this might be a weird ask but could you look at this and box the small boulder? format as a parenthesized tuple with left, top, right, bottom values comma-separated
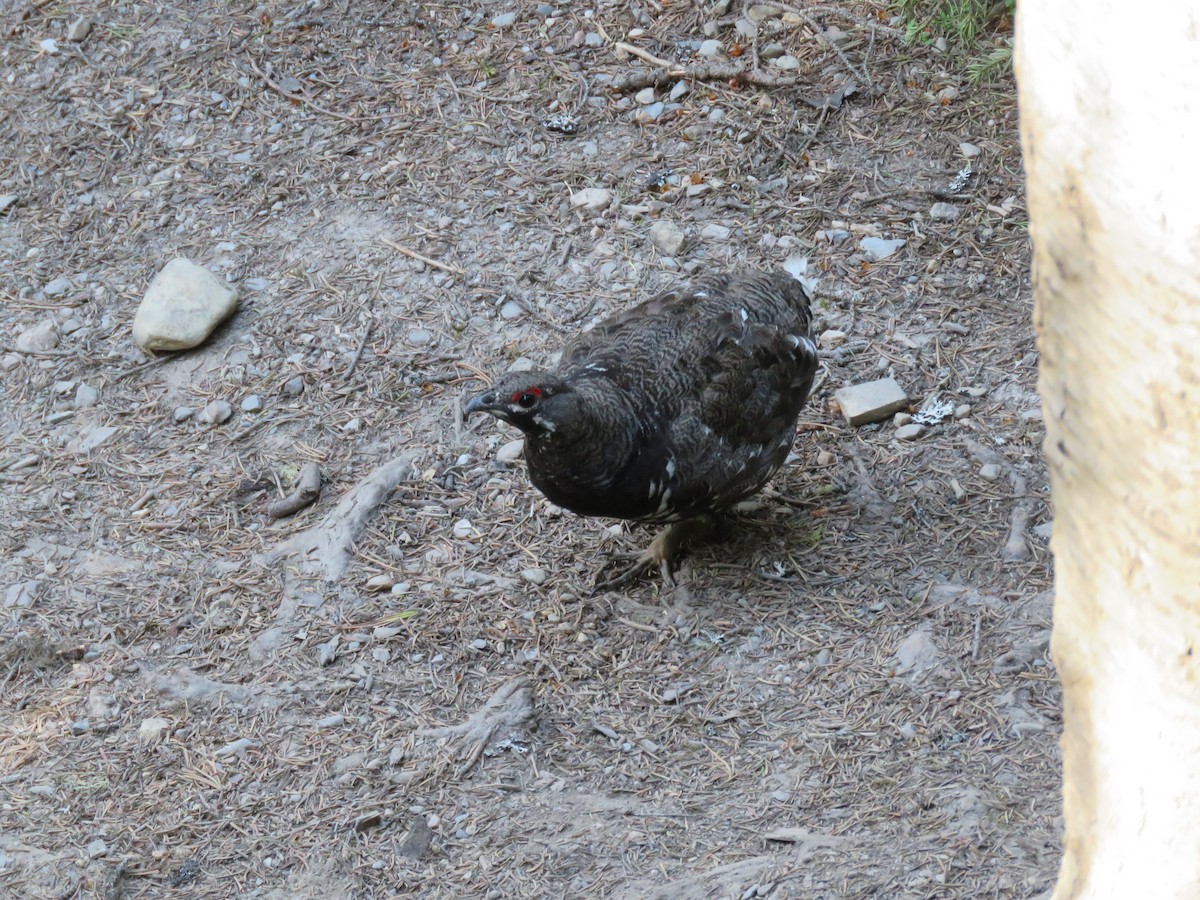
(133, 258, 239, 352)
(649, 221, 686, 256)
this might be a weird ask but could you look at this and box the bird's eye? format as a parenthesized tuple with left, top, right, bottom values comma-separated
(517, 392, 539, 408)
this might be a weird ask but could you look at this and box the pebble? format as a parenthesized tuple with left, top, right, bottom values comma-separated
(76, 426, 117, 453)
(668, 81, 688, 101)
(937, 86, 961, 104)
(815, 648, 832, 666)
(698, 39, 723, 57)
(406, 328, 432, 346)
(570, 188, 613, 212)
(133, 258, 239, 352)
(834, 378, 908, 426)
(198, 400, 233, 425)
(859, 237, 906, 261)
(71, 719, 90, 735)
(282, 376, 304, 397)
(584, 31, 603, 47)
(39, 38, 58, 54)
(521, 567, 548, 585)
(390, 581, 411, 595)
(496, 439, 524, 462)
(374, 626, 403, 640)
(960, 142, 982, 158)
(15, 320, 60, 352)
(240, 395, 263, 413)
(318, 714, 346, 729)
(700, 223, 731, 241)
(372, 647, 390, 664)
(815, 450, 835, 466)
(819, 329, 847, 348)
(365, 574, 394, 592)
(452, 519, 474, 539)
(67, 17, 92, 42)
(930, 202, 959, 220)
(138, 717, 170, 740)
(86, 839, 108, 860)
(954, 403, 972, 419)
(74, 384, 98, 407)
(824, 25, 850, 46)
(43, 276, 73, 296)
(634, 87, 657, 105)
(172, 406, 194, 423)
(499, 300, 524, 319)
(470, 639, 488, 651)
(491, 12, 518, 28)
(214, 737, 255, 757)
(979, 463, 1002, 481)
(894, 412, 913, 427)
(635, 102, 665, 122)
(771, 55, 800, 70)
(685, 183, 710, 197)
(0, 194, 17, 215)
(748, 3, 783, 21)
(895, 628, 942, 674)
(649, 220, 686, 256)
(895, 423, 926, 441)
(761, 43, 785, 59)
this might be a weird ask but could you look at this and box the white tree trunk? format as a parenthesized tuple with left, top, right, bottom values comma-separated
(1016, 3, 1200, 897)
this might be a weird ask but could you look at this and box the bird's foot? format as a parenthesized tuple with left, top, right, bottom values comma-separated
(592, 522, 700, 594)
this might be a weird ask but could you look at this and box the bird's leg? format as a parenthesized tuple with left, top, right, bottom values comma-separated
(594, 520, 713, 593)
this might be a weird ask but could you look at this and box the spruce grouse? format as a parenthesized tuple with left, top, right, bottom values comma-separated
(466, 270, 819, 586)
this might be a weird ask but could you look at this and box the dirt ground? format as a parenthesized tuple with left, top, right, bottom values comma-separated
(0, 1, 1058, 897)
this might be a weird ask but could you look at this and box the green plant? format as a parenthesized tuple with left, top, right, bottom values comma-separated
(893, 0, 1016, 82)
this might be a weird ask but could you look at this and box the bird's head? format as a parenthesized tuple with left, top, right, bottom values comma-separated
(465, 371, 572, 437)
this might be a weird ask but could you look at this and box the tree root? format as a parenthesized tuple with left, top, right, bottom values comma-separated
(416, 676, 535, 775)
(266, 461, 323, 519)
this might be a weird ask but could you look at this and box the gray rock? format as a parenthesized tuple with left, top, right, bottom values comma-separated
(0, 194, 17, 215)
(521, 568, 548, 585)
(496, 439, 524, 462)
(937, 85, 961, 104)
(138, 717, 170, 740)
(761, 43, 785, 59)
(86, 839, 108, 859)
(930, 202, 959, 220)
(979, 463, 1002, 481)
(959, 142, 982, 158)
(584, 31, 603, 47)
(819, 329, 847, 348)
(470, 638, 488, 650)
(215, 737, 255, 757)
(634, 87, 657, 105)
(491, 11, 518, 28)
(499, 300, 523, 319)
(406, 328, 432, 346)
(895, 628, 942, 675)
(834, 378, 908, 426)
(67, 17, 92, 41)
(698, 39, 723, 57)
(668, 80, 688, 101)
(771, 55, 800, 70)
(318, 714, 346, 729)
(649, 220, 686, 256)
(133, 258, 239, 352)
(74, 384, 99, 407)
(71, 719, 90, 735)
(747, 4, 783, 21)
(43, 276, 73, 296)
(895, 423, 926, 441)
(824, 26, 850, 46)
(570, 188, 613, 211)
(635, 102, 665, 122)
(198, 400, 234, 425)
(699, 223, 731, 241)
(240, 395, 263, 413)
(859, 237, 906, 261)
(282, 376, 304, 397)
(172, 406, 194, 423)
(15, 320, 59, 352)
(76, 426, 118, 453)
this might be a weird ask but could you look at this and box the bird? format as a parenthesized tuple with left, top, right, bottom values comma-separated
(465, 270, 820, 589)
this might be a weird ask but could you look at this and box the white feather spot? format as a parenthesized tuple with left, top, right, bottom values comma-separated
(665, 458, 676, 478)
(532, 415, 557, 433)
(740, 307, 749, 322)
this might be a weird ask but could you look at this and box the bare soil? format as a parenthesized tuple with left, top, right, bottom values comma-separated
(0, 1, 1057, 898)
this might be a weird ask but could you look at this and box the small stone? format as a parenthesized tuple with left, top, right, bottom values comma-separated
(372, 647, 390, 663)
(521, 568, 548, 585)
(954, 404, 972, 419)
(570, 188, 613, 212)
(282, 377, 304, 397)
(71, 719, 90, 735)
(0, 194, 17, 214)
(815, 648, 832, 666)
(649, 220, 686, 256)
(39, 38, 59, 54)
(240, 395, 263, 413)
(771, 55, 800, 70)
(214, 737, 255, 757)
(1034, 521, 1053, 540)
(895, 423, 926, 441)
(937, 85, 961, 104)
(634, 87, 657, 105)
(685, 183, 711, 198)
(760, 42, 785, 59)
(895, 628, 942, 675)
(699, 223, 731, 241)
(748, 4, 783, 21)
(366, 574, 395, 592)
(198, 400, 233, 425)
(452, 519, 474, 539)
(86, 839, 108, 860)
(979, 463, 1002, 481)
(491, 12, 518, 28)
(43, 276, 73, 296)
(698, 39, 723, 57)
(668, 81, 688, 101)
(15, 321, 59, 352)
(635, 102, 665, 122)
(374, 626, 403, 639)
(76, 426, 117, 453)
(815, 450, 835, 466)
(67, 17, 93, 41)
(930, 202, 959, 220)
(499, 300, 523, 319)
(317, 714, 346, 729)
(133, 258, 239, 352)
(818, 329, 846, 348)
(139, 717, 170, 740)
(893, 412, 913, 427)
(584, 31, 603, 47)
(833, 378, 908, 426)
(470, 639, 488, 650)
(959, 142, 982, 158)
(172, 406, 194, 423)
(496, 439, 524, 463)
(824, 25, 850, 46)
(390, 581, 411, 595)
(74, 384, 99, 407)
(859, 237, 906, 261)
(406, 328, 432, 346)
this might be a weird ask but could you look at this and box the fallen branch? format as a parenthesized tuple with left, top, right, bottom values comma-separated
(608, 61, 802, 94)
(264, 453, 415, 580)
(266, 461, 323, 519)
(381, 236, 464, 275)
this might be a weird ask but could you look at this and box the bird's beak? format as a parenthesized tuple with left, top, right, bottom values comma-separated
(464, 391, 496, 417)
